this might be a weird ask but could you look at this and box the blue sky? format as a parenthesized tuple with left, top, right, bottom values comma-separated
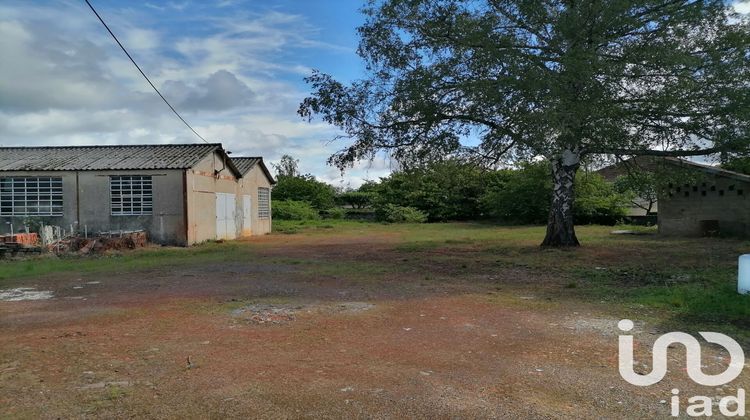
(1, 1, 749, 186)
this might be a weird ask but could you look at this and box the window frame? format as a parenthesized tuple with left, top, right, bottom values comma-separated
(0, 176, 64, 217)
(257, 187, 270, 219)
(109, 175, 153, 216)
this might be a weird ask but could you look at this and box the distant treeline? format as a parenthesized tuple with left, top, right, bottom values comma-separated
(272, 160, 629, 225)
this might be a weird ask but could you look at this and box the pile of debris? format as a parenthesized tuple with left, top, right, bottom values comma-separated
(49, 230, 148, 255)
(0, 234, 43, 258)
(0, 229, 149, 258)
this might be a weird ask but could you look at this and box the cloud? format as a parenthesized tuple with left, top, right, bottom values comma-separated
(735, 0, 750, 14)
(125, 28, 160, 51)
(0, 19, 123, 112)
(0, 1, 375, 187)
(162, 70, 256, 111)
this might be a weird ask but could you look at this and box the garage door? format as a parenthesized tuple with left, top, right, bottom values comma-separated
(215, 193, 237, 240)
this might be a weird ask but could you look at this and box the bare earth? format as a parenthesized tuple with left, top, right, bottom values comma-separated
(0, 231, 747, 419)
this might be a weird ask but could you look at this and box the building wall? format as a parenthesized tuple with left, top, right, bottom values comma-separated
(659, 174, 750, 237)
(77, 170, 186, 245)
(0, 169, 187, 245)
(0, 171, 78, 235)
(237, 164, 273, 236)
(2, 154, 273, 246)
(186, 152, 240, 244)
(184, 152, 273, 244)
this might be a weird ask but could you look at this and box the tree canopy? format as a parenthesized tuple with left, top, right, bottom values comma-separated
(300, 0, 750, 246)
(272, 174, 337, 210)
(273, 154, 300, 178)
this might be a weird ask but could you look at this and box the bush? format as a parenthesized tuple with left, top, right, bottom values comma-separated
(574, 173, 628, 225)
(272, 175, 336, 210)
(373, 160, 486, 221)
(322, 207, 346, 219)
(272, 200, 320, 220)
(375, 204, 427, 223)
(343, 208, 376, 220)
(479, 161, 628, 225)
(479, 162, 551, 224)
(337, 191, 375, 209)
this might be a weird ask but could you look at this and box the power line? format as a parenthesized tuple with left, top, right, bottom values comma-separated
(83, 0, 210, 144)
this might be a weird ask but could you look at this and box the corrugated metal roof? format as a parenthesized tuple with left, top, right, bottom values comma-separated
(231, 157, 261, 174)
(230, 157, 276, 184)
(664, 157, 750, 183)
(597, 156, 750, 184)
(0, 144, 222, 171)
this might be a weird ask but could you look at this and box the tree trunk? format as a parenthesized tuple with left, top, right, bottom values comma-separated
(541, 150, 581, 247)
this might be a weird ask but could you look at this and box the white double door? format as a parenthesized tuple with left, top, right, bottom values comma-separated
(215, 192, 237, 240)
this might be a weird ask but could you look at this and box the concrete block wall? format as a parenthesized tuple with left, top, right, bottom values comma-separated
(0, 169, 187, 245)
(658, 174, 750, 237)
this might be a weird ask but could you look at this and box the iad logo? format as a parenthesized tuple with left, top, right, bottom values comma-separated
(617, 319, 746, 417)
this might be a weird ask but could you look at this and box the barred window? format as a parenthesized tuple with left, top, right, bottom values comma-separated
(258, 187, 270, 219)
(0, 177, 63, 216)
(110, 175, 153, 216)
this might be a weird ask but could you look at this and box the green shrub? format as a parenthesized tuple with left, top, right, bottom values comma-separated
(323, 207, 346, 219)
(343, 208, 376, 220)
(479, 161, 628, 225)
(373, 160, 486, 221)
(575, 173, 628, 225)
(272, 175, 336, 210)
(272, 200, 320, 220)
(479, 162, 551, 224)
(375, 204, 428, 223)
(337, 191, 376, 209)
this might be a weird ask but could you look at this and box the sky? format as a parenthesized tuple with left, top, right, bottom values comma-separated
(1, 1, 749, 187)
(0, 0, 392, 188)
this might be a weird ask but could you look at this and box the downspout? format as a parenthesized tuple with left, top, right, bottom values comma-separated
(182, 169, 189, 246)
(75, 171, 81, 232)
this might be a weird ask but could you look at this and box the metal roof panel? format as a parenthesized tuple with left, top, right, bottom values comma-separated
(0, 144, 223, 171)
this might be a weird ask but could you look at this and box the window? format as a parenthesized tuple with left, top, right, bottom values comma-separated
(110, 175, 153, 216)
(0, 177, 63, 216)
(258, 187, 270, 219)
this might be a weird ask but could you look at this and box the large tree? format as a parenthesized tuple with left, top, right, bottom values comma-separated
(299, 0, 750, 246)
(273, 154, 300, 178)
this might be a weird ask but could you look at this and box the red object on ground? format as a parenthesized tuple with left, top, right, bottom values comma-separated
(0, 233, 39, 246)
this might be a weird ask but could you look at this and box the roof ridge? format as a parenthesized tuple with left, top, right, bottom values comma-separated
(664, 157, 750, 181)
(0, 143, 222, 149)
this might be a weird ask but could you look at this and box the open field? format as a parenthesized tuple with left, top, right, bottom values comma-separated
(1, 221, 749, 418)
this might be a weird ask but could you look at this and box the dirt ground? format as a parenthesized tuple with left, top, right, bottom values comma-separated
(1, 230, 747, 419)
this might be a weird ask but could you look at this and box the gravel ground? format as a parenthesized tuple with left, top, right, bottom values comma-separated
(0, 232, 747, 419)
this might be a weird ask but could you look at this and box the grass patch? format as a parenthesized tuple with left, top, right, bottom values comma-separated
(105, 385, 128, 400)
(575, 266, 750, 327)
(0, 241, 259, 286)
(272, 219, 371, 234)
